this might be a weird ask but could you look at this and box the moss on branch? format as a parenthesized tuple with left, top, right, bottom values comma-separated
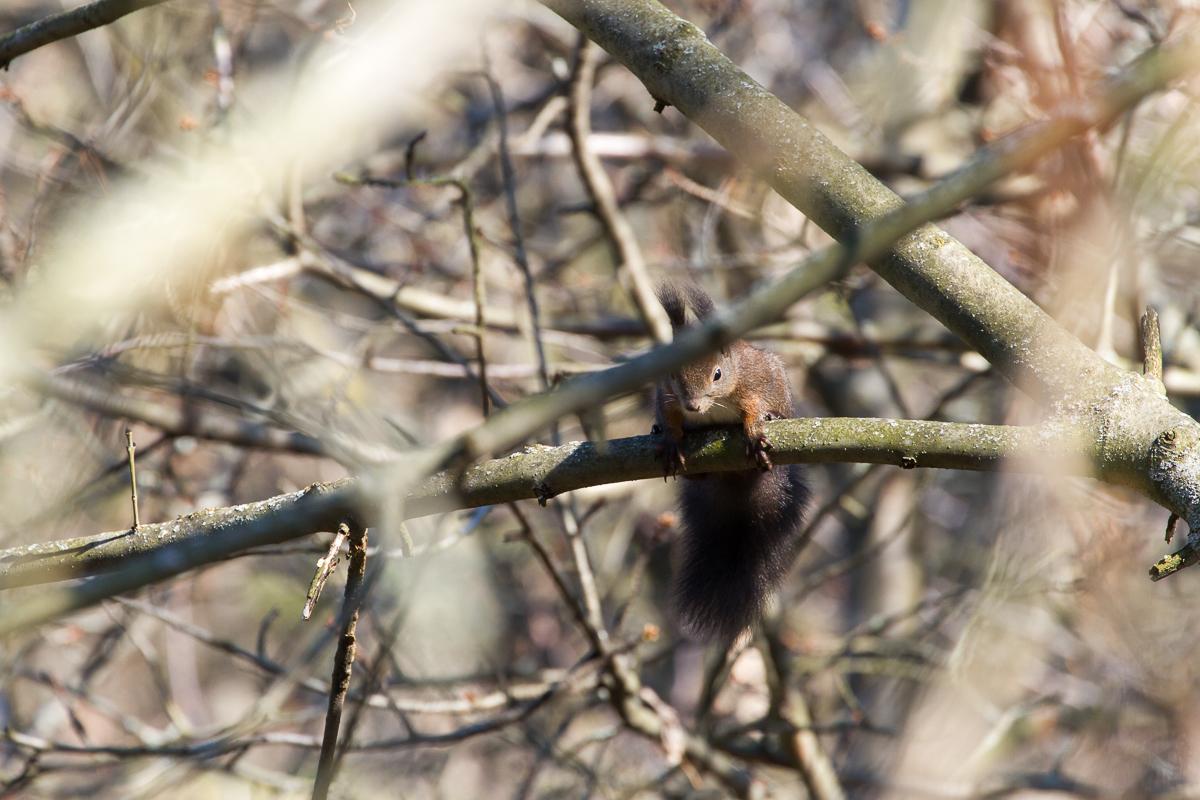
(0, 418, 1093, 597)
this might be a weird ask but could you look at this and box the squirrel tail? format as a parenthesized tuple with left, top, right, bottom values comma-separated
(656, 282, 716, 331)
(673, 464, 810, 641)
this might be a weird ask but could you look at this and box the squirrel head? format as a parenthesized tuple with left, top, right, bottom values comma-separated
(670, 352, 737, 413)
(657, 283, 738, 413)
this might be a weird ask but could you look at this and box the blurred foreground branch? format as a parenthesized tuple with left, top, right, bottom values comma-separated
(0, 0, 172, 69)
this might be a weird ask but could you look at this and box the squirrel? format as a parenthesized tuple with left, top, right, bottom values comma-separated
(653, 283, 810, 642)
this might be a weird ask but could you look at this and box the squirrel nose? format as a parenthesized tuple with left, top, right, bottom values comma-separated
(684, 400, 703, 412)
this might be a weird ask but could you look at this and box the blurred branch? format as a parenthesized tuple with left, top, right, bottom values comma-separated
(116, 596, 604, 715)
(28, 370, 328, 456)
(2, 689, 566, 757)
(761, 626, 845, 800)
(567, 37, 672, 343)
(265, 202, 508, 412)
(0, 0, 171, 69)
(333, 169, 494, 413)
(483, 67, 553, 392)
(0, 417, 1093, 595)
(1, 89, 128, 174)
(509, 503, 596, 643)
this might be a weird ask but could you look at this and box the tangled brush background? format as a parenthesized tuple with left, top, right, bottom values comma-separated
(3, 1, 1200, 797)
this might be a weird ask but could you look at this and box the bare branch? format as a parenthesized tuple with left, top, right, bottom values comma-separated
(312, 525, 368, 800)
(0, 418, 1093, 597)
(0, 0, 172, 70)
(566, 37, 672, 343)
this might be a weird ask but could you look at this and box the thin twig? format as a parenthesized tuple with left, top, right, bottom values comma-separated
(347, 130, 491, 414)
(566, 36, 672, 344)
(115, 595, 600, 715)
(481, 64, 553, 393)
(761, 624, 846, 800)
(465, 180, 492, 416)
(302, 525, 350, 621)
(327, 174, 505, 412)
(31, 371, 327, 457)
(559, 499, 609, 648)
(1140, 306, 1165, 389)
(124, 430, 140, 531)
(330, 608, 407, 774)
(508, 503, 595, 647)
(312, 524, 368, 800)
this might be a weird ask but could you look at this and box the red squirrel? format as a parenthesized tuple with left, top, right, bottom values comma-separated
(653, 284, 809, 642)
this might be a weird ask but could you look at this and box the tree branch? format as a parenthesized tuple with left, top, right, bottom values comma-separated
(30, 371, 328, 456)
(0, 0, 172, 70)
(566, 37, 673, 343)
(0, 417, 1094, 597)
(312, 524, 367, 800)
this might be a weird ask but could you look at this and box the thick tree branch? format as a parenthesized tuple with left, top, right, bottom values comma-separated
(0, 417, 1094, 597)
(0, 0, 171, 69)
(0, 480, 359, 633)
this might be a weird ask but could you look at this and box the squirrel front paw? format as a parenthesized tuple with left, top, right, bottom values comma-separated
(747, 433, 772, 470)
(745, 416, 774, 471)
(655, 436, 686, 480)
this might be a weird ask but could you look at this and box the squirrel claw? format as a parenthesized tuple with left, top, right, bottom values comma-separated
(747, 434, 772, 471)
(656, 439, 686, 480)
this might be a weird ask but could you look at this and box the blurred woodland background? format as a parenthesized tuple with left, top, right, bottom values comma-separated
(3, 0, 1200, 797)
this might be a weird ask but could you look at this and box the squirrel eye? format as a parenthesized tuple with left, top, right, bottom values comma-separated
(713, 367, 722, 382)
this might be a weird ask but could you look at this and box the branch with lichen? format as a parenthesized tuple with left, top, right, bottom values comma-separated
(0, 417, 1094, 598)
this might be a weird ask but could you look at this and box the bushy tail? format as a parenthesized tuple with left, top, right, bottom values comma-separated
(674, 465, 809, 642)
(656, 282, 716, 332)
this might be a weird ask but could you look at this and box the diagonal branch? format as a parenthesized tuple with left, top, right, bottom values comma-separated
(0, 0, 172, 69)
(566, 37, 673, 343)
